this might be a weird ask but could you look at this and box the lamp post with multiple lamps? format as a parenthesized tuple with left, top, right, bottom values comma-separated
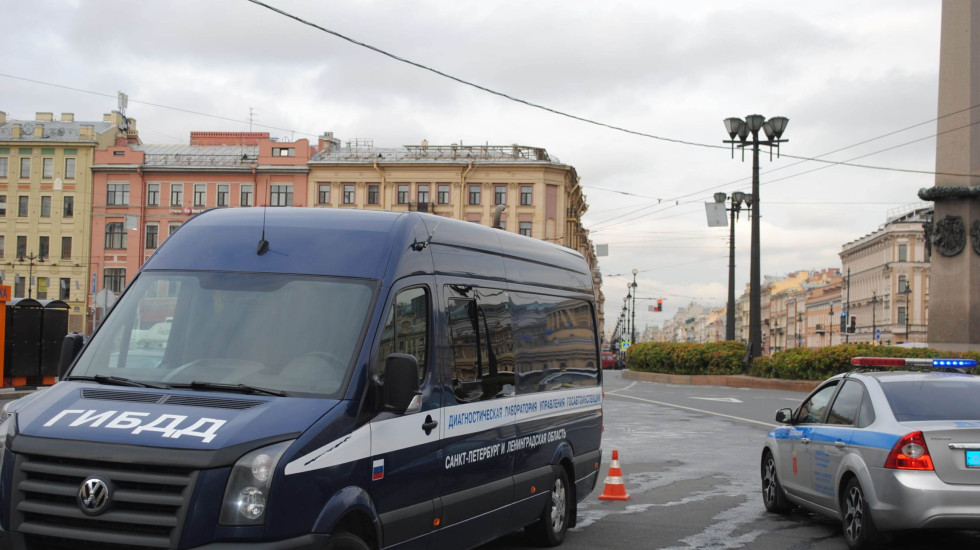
(19, 252, 41, 300)
(902, 282, 912, 342)
(713, 192, 751, 341)
(829, 305, 835, 346)
(723, 115, 788, 362)
(630, 269, 638, 345)
(871, 292, 878, 344)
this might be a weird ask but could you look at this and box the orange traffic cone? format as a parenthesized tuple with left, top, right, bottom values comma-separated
(597, 449, 631, 501)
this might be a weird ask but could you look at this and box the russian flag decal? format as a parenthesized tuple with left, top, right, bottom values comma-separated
(372, 459, 384, 481)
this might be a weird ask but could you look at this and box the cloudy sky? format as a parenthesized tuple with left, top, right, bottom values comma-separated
(2, 1, 945, 332)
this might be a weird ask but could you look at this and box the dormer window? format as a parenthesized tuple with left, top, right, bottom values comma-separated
(272, 147, 295, 157)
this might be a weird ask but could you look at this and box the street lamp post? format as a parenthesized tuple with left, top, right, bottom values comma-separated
(630, 269, 638, 345)
(828, 305, 834, 347)
(713, 192, 751, 341)
(797, 312, 804, 347)
(871, 292, 878, 344)
(723, 115, 788, 362)
(19, 252, 41, 299)
(902, 282, 912, 342)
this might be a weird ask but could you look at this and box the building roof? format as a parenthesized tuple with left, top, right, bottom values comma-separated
(0, 119, 114, 142)
(312, 142, 563, 165)
(135, 144, 260, 168)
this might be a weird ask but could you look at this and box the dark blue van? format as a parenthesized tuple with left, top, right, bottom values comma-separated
(0, 207, 603, 550)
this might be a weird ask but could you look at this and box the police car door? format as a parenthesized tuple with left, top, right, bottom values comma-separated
(781, 381, 839, 503)
(434, 284, 517, 549)
(810, 379, 867, 510)
(369, 284, 442, 549)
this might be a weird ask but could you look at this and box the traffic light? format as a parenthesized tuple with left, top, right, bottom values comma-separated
(655, 299, 663, 312)
(849, 316, 856, 334)
(840, 313, 847, 333)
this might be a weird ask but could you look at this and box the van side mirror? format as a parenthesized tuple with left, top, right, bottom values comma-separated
(58, 334, 85, 379)
(775, 408, 793, 424)
(383, 353, 422, 413)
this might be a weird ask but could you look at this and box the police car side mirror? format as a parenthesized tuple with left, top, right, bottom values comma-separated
(58, 334, 85, 379)
(383, 353, 422, 414)
(774, 408, 793, 424)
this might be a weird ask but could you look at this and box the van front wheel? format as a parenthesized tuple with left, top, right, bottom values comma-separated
(323, 532, 370, 550)
(525, 465, 571, 547)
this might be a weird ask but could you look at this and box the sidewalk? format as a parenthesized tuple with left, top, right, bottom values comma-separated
(621, 369, 820, 393)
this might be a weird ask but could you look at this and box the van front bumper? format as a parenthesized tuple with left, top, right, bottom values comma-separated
(0, 531, 334, 549)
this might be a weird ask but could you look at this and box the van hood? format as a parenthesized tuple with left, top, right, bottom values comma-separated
(10, 382, 337, 450)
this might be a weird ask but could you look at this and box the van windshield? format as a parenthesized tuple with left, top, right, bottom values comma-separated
(71, 271, 376, 397)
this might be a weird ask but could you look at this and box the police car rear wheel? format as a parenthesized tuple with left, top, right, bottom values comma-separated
(841, 478, 880, 549)
(323, 532, 370, 550)
(761, 452, 790, 513)
(525, 466, 570, 547)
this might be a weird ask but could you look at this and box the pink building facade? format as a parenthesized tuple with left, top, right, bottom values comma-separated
(89, 132, 312, 332)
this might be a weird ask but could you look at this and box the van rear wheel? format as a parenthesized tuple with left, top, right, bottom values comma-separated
(324, 532, 370, 550)
(525, 465, 570, 547)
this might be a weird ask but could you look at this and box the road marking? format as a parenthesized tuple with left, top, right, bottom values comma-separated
(606, 382, 636, 394)
(690, 397, 743, 403)
(607, 393, 778, 429)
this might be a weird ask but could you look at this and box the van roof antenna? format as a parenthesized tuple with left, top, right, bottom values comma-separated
(257, 207, 270, 255)
(411, 219, 442, 252)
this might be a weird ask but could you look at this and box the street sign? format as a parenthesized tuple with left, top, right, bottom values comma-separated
(875, 328, 881, 340)
(621, 340, 631, 351)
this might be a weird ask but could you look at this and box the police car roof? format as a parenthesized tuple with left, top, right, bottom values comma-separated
(143, 207, 593, 292)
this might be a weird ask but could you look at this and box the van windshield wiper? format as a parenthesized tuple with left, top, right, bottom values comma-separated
(175, 381, 287, 397)
(67, 375, 170, 389)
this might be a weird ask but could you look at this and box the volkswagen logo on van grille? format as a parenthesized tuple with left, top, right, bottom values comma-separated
(77, 478, 111, 515)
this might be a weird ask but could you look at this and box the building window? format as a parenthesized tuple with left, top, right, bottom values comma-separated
(38, 236, 49, 261)
(16, 236, 26, 260)
(0, 236, 3, 258)
(318, 184, 331, 205)
(343, 184, 355, 205)
(146, 225, 159, 249)
(438, 184, 450, 205)
(40, 196, 51, 217)
(36, 277, 48, 300)
(104, 268, 126, 294)
(194, 184, 206, 207)
(65, 158, 76, 179)
(105, 222, 126, 249)
(20, 158, 30, 179)
(519, 221, 532, 237)
(898, 306, 907, 325)
(42, 158, 53, 179)
(63, 195, 74, 218)
(520, 185, 533, 206)
(270, 184, 293, 207)
(494, 185, 506, 206)
(147, 183, 159, 206)
(368, 185, 379, 205)
(107, 183, 130, 206)
(240, 184, 253, 207)
(18, 196, 28, 217)
(469, 185, 481, 205)
(0, 157, 7, 179)
(397, 185, 409, 205)
(898, 244, 908, 262)
(13, 275, 24, 298)
(217, 184, 229, 207)
(272, 147, 295, 157)
(898, 274, 908, 293)
(61, 236, 72, 260)
(416, 185, 429, 206)
(169, 223, 181, 237)
(171, 183, 183, 206)
(0, 195, 4, 217)
(60, 278, 71, 300)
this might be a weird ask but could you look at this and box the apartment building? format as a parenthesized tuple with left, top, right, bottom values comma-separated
(0, 110, 131, 332)
(89, 131, 312, 332)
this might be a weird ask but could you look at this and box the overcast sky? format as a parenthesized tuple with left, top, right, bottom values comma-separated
(2, 1, 944, 333)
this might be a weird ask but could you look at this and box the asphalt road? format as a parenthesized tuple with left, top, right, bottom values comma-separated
(482, 370, 980, 550)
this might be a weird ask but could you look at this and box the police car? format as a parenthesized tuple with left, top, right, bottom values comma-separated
(762, 356, 980, 549)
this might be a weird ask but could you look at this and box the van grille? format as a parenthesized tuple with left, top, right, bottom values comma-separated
(11, 453, 197, 549)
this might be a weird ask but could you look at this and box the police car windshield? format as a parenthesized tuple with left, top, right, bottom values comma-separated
(880, 377, 980, 422)
(71, 271, 376, 398)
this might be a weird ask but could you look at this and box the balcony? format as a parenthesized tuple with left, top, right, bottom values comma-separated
(814, 324, 826, 333)
(409, 202, 436, 213)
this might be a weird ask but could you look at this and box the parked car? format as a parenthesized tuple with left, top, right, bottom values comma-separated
(762, 356, 980, 549)
(601, 351, 617, 369)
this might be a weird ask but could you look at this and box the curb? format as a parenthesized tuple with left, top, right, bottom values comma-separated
(620, 370, 820, 393)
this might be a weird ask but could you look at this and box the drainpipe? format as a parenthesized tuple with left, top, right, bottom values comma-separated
(460, 162, 474, 218)
(137, 166, 146, 269)
(372, 161, 387, 208)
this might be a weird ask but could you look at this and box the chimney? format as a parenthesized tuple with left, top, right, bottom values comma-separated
(0, 112, 6, 124)
(35, 112, 54, 122)
(34, 124, 45, 139)
(79, 125, 94, 140)
(61, 113, 74, 122)
(11, 124, 21, 139)
(318, 131, 341, 154)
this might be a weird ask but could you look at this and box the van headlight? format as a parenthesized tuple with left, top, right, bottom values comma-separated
(219, 440, 292, 525)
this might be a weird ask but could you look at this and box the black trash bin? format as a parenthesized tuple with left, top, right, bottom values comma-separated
(4, 298, 43, 380)
(39, 300, 70, 380)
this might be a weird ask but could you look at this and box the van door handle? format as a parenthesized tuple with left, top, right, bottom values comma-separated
(835, 440, 847, 448)
(422, 415, 438, 435)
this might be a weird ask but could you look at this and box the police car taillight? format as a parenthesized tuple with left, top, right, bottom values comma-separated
(884, 431, 934, 471)
(850, 357, 978, 368)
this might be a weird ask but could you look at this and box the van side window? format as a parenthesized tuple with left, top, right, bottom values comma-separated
(446, 285, 515, 402)
(511, 292, 599, 394)
(374, 287, 429, 381)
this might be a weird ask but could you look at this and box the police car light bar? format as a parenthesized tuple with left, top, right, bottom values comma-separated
(850, 357, 978, 368)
